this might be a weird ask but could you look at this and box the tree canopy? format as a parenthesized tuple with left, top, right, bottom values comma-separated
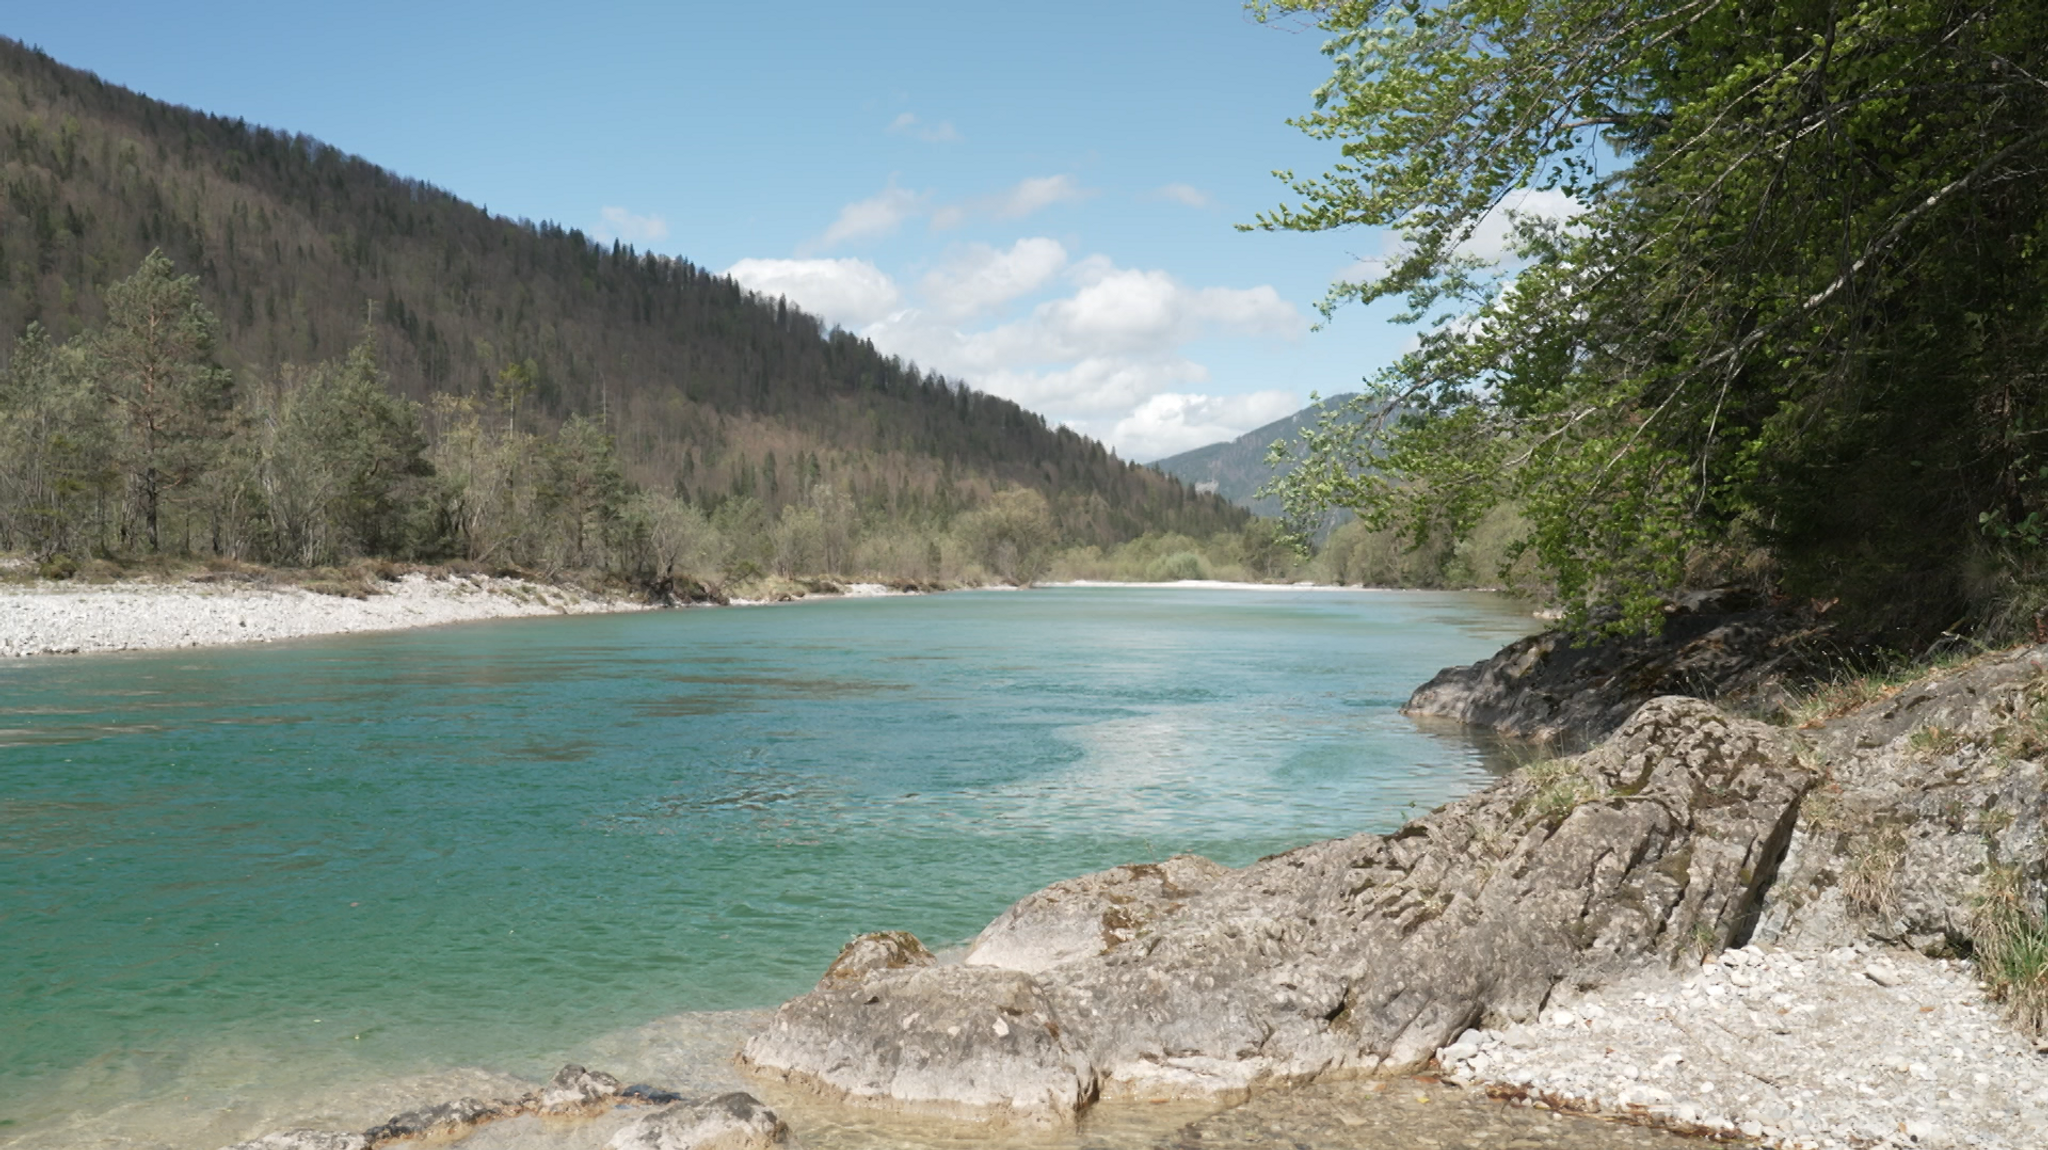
(1256, 0, 2048, 639)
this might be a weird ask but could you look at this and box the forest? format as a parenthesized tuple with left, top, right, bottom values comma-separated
(0, 37, 1249, 589)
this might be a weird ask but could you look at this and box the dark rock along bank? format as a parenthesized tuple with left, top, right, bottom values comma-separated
(1403, 590, 1825, 746)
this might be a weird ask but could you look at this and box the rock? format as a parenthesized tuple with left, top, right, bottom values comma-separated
(361, 1096, 514, 1142)
(1751, 644, 2048, 958)
(741, 697, 1814, 1124)
(963, 854, 1227, 973)
(1864, 961, 1902, 987)
(815, 930, 935, 988)
(608, 1092, 794, 1150)
(222, 1133, 368, 1150)
(538, 1063, 623, 1112)
(738, 962, 1097, 1124)
(1403, 589, 1824, 746)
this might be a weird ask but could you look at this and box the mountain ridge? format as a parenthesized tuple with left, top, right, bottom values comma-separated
(0, 37, 1245, 547)
(1151, 394, 1361, 517)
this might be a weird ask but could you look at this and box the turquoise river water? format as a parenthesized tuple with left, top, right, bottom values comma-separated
(0, 585, 1535, 1148)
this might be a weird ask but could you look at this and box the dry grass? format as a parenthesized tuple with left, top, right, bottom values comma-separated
(1840, 827, 1907, 920)
(1972, 866, 2048, 1038)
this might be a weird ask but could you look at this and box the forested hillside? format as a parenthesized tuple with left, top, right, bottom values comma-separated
(0, 37, 1243, 578)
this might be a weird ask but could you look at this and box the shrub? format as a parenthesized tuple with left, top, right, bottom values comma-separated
(1147, 551, 1210, 582)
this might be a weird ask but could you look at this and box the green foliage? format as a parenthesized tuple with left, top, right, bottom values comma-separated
(1147, 551, 1211, 582)
(85, 250, 234, 551)
(231, 335, 438, 565)
(1255, 0, 2048, 639)
(0, 322, 115, 557)
(956, 488, 1057, 586)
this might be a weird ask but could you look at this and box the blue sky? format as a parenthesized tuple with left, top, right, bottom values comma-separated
(10, 2, 1471, 461)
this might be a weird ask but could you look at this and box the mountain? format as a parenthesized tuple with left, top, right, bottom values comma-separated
(0, 38, 1244, 548)
(1151, 395, 1361, 517)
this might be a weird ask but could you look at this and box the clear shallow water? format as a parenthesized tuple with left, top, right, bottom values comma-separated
(0, 586, 1533, 1146)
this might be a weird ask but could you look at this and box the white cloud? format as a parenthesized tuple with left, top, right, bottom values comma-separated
(991, 174, 1089, 219)
(1101, 390, 1302, 463)
(887, 112, 961, 143)
(980, 358, 1213, 418)
(813, 181, 925, 250)
(1346, 187, 1586, 281)
(1458, 187, 1582, 262)
(1153, 183, 1212, 209)
(920, 239, 1068, 321)
(594, 206, 669, 245)
(861, 259, 1305, 425)
(727, 241, 1310, 457)
(725, 257, 902, 328)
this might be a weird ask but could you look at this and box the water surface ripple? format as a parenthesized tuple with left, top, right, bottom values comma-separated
(0, 586, 1533, 1140)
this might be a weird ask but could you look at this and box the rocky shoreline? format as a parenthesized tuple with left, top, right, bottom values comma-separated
(719, 643, 2048, 1149)
(138, 620, 2048, 1149)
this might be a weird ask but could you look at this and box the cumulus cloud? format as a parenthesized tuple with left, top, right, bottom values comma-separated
(813, 181, 925, 250)
(920, 239, 1068, 321)
(725, 257, 902, 328)
(594, 206, 669, 245)
(887, 112, 961, 143)
(726, 240, 1309, 457)
(863, 259, 1305, 423)
(1101, 390, 1303, 463)
(1152, 183, 1212, 209)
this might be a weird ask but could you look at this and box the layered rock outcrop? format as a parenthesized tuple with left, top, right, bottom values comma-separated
(739, 697, 1816, 1125)
(1755, 645, 2048, 954)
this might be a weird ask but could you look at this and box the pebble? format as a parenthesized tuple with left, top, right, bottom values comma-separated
(1435, 945, 2048, 1149)
(0, 573, 649, 658)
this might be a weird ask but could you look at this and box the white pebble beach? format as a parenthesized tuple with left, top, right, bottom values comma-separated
(1437, 943, 2048, 1149)
(0, 572, 649, 658)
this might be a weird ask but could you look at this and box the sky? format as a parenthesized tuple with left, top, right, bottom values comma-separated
(9, 1, 1478, 462)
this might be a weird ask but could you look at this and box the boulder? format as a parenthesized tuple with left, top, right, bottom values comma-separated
(740, 697, 1815, 1123)
(815, 930, 934, 987)
(609, 1092, 795, 1150)
(537, 1062, 624, 1113)
(738, 964, 1096, 1124)
(360, 1096, 514, 1143)
(963, 854, 1226, 974)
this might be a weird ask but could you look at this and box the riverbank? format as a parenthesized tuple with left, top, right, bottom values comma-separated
(0, 570, 1502, 660)
(715, 638, 2048, 1150)
(0, 565, 966, 658)
(1437, 941, 2048, 1148)
(0, 570, 655, 658)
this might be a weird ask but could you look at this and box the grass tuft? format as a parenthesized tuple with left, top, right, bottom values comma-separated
(1972, 866, 2048, 1038)
(1840, 827, 1906, 920)
(1522, 758, 1606, 820)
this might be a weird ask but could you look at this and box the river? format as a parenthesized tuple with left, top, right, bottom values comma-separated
(1, 585, 1540, 1148)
